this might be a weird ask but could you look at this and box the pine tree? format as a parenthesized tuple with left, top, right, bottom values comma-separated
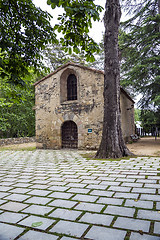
(119, 0, 160, 109)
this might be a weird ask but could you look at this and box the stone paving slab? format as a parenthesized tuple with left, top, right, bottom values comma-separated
(97, 196, 124, 205)
(130, 232, 160, 240)
(18, 230, 58, 240)
(50, 220, 89, 237)
(0, 222, 25, 240)
(0, 201, 28, 212)
(104, 205, 135, 217)
(79, 212, 114, 226)
(49, 199, 77, 208)
(0, 150, 160, 239)
(4, 193, 30, 202)
(137, 209, 160, 221)
(113, 192, 139, 199)
(28, 189, 52, 197)
(67, 187, 90, 194)
(49, 192, 73, 199)
(0, 192, 10, 198)
(0, 211, 27, 223)
(85, 225, 126, 240)
(24, 196, 52, 205)
(72, 193, 98, 202)
(19, 215, 55, 230)
(74, 202, 104, 212)
(140, 194, 160, 201)
(0, 199, 7, 205)
(60, 237, 77, 240)
(125, 199, 154, 209)
(114, 217, 150, 232)
(154, 222, 160, 234)
(22, 204, 53, 215)
(156, 202, 160, 210)
(49, 208, 82, 221)
(90, 189, 114, 197)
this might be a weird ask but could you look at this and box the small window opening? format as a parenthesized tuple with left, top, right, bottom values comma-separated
(67, 74, 77, 100)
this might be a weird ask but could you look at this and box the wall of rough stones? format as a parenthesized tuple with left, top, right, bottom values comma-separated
(120, 90, 135, 142)
(0, 137, 35, 146)
(35, 63, 135, 149)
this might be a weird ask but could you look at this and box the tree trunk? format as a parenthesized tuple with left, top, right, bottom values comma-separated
(96, 0, 132, 158)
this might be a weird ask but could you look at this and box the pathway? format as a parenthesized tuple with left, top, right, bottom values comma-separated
(0, 150, 160, 240)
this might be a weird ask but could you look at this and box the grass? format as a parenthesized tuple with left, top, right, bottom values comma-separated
(0, 146, 36, 151)
(80, 153, 136, 161)
(80, 152, 96, 159)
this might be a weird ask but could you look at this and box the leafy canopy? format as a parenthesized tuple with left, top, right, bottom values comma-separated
(0, 0, 57, 84)
(47, 0, 103, 62)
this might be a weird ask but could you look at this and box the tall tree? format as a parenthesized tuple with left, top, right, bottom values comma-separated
(0, 0, 57, 84)
(96, 0, 132, 158)
(47, 0, 132, 158)
(119, 0, 160, 109)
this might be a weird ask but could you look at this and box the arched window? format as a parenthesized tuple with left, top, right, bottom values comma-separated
(67, 74, 77, 100)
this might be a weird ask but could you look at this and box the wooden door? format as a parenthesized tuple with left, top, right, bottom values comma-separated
(62, 121, 78, 148)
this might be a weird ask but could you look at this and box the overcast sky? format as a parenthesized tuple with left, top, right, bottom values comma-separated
(33, 0, 106, 43)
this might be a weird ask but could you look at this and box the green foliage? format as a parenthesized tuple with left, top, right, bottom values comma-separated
(140, 108, 160, 133)
(43, 43, 87, 70)
(134, 109, 141, 122)
(43, 37, 105, 71)
(0, 0, 57, 84)
(47, 0, 103, 62)
(87, 36, 104, 70)
(119, 0, 160, 109)
(0, 70, 38, 138)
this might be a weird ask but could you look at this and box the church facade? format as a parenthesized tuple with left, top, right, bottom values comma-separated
(34, 62, 135, 149)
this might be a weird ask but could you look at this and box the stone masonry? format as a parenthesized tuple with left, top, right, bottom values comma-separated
(34, 62, 135, 149)
(0, 137, 35, 146)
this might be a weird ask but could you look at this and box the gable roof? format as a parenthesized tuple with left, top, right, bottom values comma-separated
(34, 62, 134, 103)
(34, 62, 104, 86)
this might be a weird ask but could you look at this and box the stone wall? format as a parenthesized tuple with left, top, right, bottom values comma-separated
(35, 63, 135, 149)
(0, 137, 35, 146)
(120, 90, 135, 142)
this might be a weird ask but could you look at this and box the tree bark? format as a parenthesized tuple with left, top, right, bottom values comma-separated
(96, 0, 132, 158)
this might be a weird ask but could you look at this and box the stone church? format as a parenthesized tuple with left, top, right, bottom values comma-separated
(34, 62, 135, 149)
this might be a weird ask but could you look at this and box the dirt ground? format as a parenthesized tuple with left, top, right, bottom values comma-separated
(127, 137, 160, 156)
(0, 137, 160, 156)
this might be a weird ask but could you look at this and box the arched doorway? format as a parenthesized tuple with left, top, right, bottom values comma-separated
(61, 121, 78, 148)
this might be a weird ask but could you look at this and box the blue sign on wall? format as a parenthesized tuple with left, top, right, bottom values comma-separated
(88, 129, 92, 133)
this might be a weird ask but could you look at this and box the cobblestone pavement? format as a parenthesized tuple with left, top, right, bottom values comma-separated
(0, 150, 160, 240)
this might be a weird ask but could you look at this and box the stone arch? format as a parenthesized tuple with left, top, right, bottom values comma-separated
(55, 113, 83, 149)
(60, 68, 80, 103)
(61, 121, 78, 148)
